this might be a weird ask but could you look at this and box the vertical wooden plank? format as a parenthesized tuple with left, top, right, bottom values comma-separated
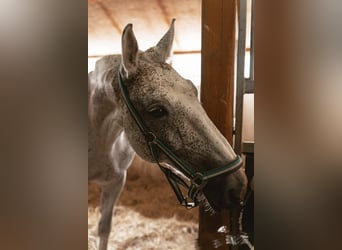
(199, 0, 237, 249)
(201, 0, 236, 142)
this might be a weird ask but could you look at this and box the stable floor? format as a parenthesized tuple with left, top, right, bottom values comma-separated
(88, 156, 199, 250)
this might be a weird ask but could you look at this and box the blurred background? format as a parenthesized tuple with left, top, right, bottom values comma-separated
(88, 0, 202, 86)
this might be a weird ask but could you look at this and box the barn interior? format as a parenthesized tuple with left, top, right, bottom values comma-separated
(88, 0, 254, 249)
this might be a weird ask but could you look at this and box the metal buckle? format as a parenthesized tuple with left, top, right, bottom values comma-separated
(181, 196, 198, 209)
(191, 172, 206, 188)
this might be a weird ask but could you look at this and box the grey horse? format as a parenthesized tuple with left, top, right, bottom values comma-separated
(88, 20, 247, 250)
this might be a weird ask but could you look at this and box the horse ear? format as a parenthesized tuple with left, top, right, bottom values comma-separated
(121, 24, 139, 79)
(146, 19, 175, 63)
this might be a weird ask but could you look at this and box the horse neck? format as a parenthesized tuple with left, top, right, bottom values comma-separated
(89, 67, 124, 148)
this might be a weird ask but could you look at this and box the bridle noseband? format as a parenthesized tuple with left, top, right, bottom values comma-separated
(118, 70, 243, 208)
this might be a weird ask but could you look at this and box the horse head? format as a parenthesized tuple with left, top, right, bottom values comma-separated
(114, 20, 247, 211)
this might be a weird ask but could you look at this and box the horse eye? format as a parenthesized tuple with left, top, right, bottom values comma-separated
(148, 106, 168, 118)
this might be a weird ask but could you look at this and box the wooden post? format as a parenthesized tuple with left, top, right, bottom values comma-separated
(199, 0, 237, 249)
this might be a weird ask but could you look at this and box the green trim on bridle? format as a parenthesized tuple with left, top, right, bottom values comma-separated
(118, 70, 243, 208)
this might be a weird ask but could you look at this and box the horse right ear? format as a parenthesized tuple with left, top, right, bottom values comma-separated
(145, 19, 175, 63)
(121, 24, 139, 79)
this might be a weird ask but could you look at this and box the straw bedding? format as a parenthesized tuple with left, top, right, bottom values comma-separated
(88, 157, 199, 250)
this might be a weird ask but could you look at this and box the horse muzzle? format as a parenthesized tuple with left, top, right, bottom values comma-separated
(203, 167, 248, 211)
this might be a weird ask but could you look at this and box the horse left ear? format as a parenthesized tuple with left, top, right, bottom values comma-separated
(121, 23, 139, 79)
(146, 19, 175, 63)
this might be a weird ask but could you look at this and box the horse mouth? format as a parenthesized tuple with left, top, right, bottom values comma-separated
(200, 181, 245, 213)
(199, 193, 243, 214)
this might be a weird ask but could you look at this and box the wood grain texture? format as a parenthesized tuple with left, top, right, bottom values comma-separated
(199, 0, 237, 248)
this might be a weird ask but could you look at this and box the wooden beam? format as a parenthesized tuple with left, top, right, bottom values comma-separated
(199, 0, 237, 249)
(201, 0, 236, 142)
